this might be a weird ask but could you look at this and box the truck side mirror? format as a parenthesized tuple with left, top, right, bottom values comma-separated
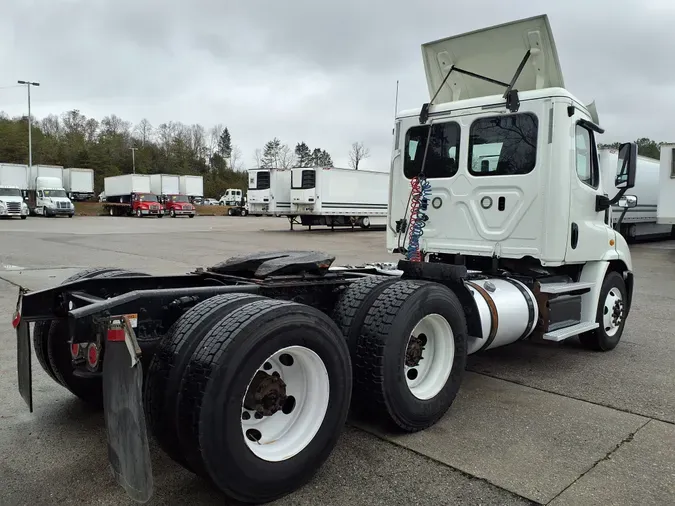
(617, 195, 638, 208)
(615, 142, 637, 189)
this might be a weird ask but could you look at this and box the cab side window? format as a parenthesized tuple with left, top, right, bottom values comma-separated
(575, 124, 599, 189)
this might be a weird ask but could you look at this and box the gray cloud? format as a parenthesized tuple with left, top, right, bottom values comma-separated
(1, 0, 674, 169)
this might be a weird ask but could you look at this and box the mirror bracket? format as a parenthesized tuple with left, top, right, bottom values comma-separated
(596, 187, 629, 213)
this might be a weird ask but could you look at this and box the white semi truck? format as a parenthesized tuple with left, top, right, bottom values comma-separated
(0, 163, 30, 219)
(656, 144, 675, 229)
(13, 14, 640, 506)
(63, 168, 95, 202)
(26, 165, 75, 217)
(247, 167, 291, 216)
(288, 166, 389, 230)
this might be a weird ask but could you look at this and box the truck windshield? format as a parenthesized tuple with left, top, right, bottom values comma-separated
(169, 195, 189, 203)
(43, 189, 67, 198)
(0, 188, 22, 197)
(137, 194, 158, 202)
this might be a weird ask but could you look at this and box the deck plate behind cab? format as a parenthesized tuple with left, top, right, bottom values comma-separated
(208, 250, 336, 277)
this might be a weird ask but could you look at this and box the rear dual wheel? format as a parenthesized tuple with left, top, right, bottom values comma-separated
(33, 267, 149, 407)
(332, 277, 468, 432)
(146, 294, 351, 503)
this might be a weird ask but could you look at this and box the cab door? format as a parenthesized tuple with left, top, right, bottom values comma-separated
(564, 119, 611, 262)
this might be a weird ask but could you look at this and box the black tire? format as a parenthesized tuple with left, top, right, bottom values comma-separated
(21, 215, 27, 220)
(144, 292, 266, 472)
(352, 279, 468, 432)
(177, 298, 352, 503)
(46, 269, 149, 407)
(579, 270, 628, 351)
(32, 267, 124, 385)
(227, 208, 233, 216)
(170, 209, 176, 218)
(188, 213, 195, 218)
(331, 275, 400, 355)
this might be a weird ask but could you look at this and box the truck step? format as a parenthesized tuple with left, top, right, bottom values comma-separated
(543, 321, 599, 342)
(538, 281, 595, 294)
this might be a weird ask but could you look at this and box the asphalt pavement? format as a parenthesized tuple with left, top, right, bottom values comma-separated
(0, 216, 673, 505)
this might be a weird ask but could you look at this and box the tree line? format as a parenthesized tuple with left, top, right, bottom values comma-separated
(0, 109, 374, 198)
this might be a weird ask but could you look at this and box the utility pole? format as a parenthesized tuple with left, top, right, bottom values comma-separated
(17, 80, 40, 170)
(130, 147, 138, 174)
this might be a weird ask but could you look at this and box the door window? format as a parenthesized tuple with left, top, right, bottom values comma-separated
(574, 124, 599, 189)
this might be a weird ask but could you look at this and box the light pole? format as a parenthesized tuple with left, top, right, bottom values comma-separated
(17, 80, 40, 170)
(130, 147, 137, 174)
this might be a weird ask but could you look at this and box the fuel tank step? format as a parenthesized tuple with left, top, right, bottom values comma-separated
(543, 321, 599, 342)
(538, 281, 595, 295)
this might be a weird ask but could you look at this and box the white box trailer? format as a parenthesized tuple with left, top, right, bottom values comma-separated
(179, 175, 204, 202)
(0, 163, 29, 190)
(28, 164, 63, 189)
(598, 148, 672, 240)
(104, 174, 152, 197)
(289, 166, 389, 229)
(150, 174, 181, 196)
(63, 168, 95, 201)
(247, 168, 291, 216)
(656, 144, 675, 229)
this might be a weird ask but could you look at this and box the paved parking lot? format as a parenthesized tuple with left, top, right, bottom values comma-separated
(0, 216, 673, 505)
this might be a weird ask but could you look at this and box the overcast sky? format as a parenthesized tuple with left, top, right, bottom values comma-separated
(2, 0, 675, 170)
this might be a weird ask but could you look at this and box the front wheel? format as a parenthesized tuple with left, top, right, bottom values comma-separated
(579, 270, 628, 351)
(21, 215, 27, 220)
(227, 208, 233, 216)
(136, 209, 142, 218)
(177, 298, 352, 503)
(240, 209, 247, 217)
(170, 209, 176, 218)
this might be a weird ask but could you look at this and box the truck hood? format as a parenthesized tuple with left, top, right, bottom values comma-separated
(0, 196, 25, 204)
(421, 14, 565, 104)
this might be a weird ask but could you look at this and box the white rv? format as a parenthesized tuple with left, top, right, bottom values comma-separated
(598, 149, 671, 240)
(289, 166, 389, 229)
(656, 144, 675, 231)
(247, 168, 291, 216)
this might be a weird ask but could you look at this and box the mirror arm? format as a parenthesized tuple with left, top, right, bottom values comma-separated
(595, 187, 629, 212)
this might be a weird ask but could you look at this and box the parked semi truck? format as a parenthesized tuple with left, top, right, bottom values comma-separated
(63, 168, 95, 202)
(27, 175, 74, 218)
(103, 174, 163, 217)
(13, 15, 640, 505)
(656, 144, 675, 229)
(219, 188, 248, 216)
(247, 167, 291, 216)
(288, 166, 388, 230)
(0, 163, 30, 219)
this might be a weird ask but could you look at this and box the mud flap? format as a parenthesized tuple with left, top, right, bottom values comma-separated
(13, 288, 33, 412)
(103, 317, 153, 503)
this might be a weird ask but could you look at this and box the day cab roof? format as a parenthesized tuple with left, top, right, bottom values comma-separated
(399, 14, 598, 124)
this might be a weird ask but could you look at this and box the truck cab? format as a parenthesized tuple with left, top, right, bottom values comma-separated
(219, 188, 244, 207)
(29, 176, 74, 217)
(0, 185, 29, 219)
(131, 192, 163, 217)
(161, 194, 195, 218)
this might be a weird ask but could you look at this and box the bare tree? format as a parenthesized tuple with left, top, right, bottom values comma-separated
(277, 144, 296, 169)
(230, 145, 244, 171)
(253, 148, 263, 168)
(348, 141, 370, 170)
(209, 124, 223, 162)
(133, 118, 154, 146)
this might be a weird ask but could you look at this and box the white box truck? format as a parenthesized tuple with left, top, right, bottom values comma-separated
(179, 175, 204, 204)
(289, 166, 389, 229)
(247, 168, 291, 217)
(63, 168, 95, 201)
(26, 176, 74, 217)
(28, 164, 64, 188)
(598, 148, 672, 240)
(150, 174, 181, 196)
(656, 144, 675, 231)
(0, 163, 30, 218)
(103, 174, 163, 218)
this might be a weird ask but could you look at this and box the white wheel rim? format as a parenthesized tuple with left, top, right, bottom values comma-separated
(363, 217, 370, 226)
(404, 313, 454, 400)
(603, 288, 624, 336)
(241, 345, 329, 462)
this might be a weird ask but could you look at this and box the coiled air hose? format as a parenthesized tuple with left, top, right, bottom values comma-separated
(405, 175, 431, 262)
